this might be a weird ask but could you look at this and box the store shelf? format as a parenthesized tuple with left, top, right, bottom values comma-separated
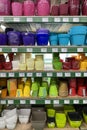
(1, 97, 87, 105)
(0, 16, 86, 23)
(0, 46, 87, 53)
(0, 70, 87, 78)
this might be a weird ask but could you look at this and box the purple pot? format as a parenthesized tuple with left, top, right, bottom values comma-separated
(0, 33, 7, 46)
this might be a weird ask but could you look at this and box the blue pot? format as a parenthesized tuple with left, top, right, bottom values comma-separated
(58, 34, 70, 46)
(49, 33, 58, 46)
(0, 33, 7, 45)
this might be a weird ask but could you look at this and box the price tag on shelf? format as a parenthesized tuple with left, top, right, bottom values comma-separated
(57, 73, 63, 77)
(30, 100, 36, 104)
(75, 73, 81, 77)
(47, 73, 53, 77)
(1, 100, 6, 104)
(36, 73, 42, 77)
(77, 48, 83, 52)
(74, 100, 79, 104)
(54, 18, 61, 22)
(27, 17, 33, 22)
(27, 73, 33, 77)
(61, 48, 67, 52)
(53, 100, 59, 104)
(41, 48, 47, 52)
(0, 73, 6, 77)
(0, 17, 4, 22)
(73, 18, 79, 22)
(65, 73, 71, 77)
(84, 73, 87, 77)
(13, 17, 20, 22)
(9, 73, 14, 77)
(12, 48, 18, 52)
(19, 73, 25, 77)
(8, 100, 14, 104)
(52, 48, 58, 52)
(20, 100, 26, 104)
(45, 100, 51, 104)
(64, 100, 70, 104)
(42, 18, 48, 22)
(83, 100, 87, 104)
(0, 48, 2, 52)
(63, 18, 69, 22)
(27, 48, 33, 52)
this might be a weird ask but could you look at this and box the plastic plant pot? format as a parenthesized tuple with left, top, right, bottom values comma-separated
(69, 78, 77, 88)
(49, 84, 58, 97)
(83, 107, 87, 123)
(53, 60, 62, 70)
(38, 87, 47, 98)
(3, 62, 12, 70)
(63, 62, 71, 70)
(47, 117, 55, 128)
(69, 88, 76, 96)
(59, 3, 68, 15)
(51, 5, 59, 16)
(47, 109, 55, 117)
(77, 86, 86, 97)
(12, 2, 23, 16)
(49, 33, 58, 46)
(58, 34, 70, 46)
(0, 33, 7, 46)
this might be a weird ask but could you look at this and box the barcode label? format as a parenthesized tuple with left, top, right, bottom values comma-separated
(41, 48, 47, 52)
(75, 73, 81, 77)
(77, 48, 83, 52)
(13, 18, 20, 22)
(84, 73, 87, 77)
(0, 73, 6, 77)
(1, 100, 6, 104)
(19, 73, 25, 77)
(12, 48, 18, 52)
(30, 100, 36, 104)
(64, 100, 70, 104)
(42, 18, 48, 22)
(74, 100, 79, 104)
(27, 73, 33, 77)
(0, 17, 4, 22)
(63, 18, 69, 22)
(20, 100, 26, 104)
(83, 100, 87, 104)
(9, 73, 14, 77)
(73, 18, 79, 22)
(0, 48, 2, 52)
(54, 18, 61, 22)
(45, 100, 51, 104)
(27, 18, 33, 22)
(8, 100, 14, 104)
(61, 48, 67, 52)
(47, 73, 53, 77)
(65, 73, 71, 77)
(36, 73, 42, 77)
(53, 100, 59, 104)
(52, 48, 58, 52)
(57, 73, 63, 77)
(27, 48, 33, 52)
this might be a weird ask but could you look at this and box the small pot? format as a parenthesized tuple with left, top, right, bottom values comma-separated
(77, 86, 86, 97)
(69, 87, 76, 96)
(3, 62, 12, 70)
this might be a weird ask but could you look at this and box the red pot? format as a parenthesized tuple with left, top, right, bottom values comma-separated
(78, 86, 86, 96)
(63, 62, 71, 70)
(59, 3, 68, 15)
(0, 62, 3, 70)
(69, 78, 77, 88)
(3, 62, 12, 70)
(82, 0, 87, 15)
(72, 60, 80, 70)
(77, 78, 85, 86)
(51, 5, 59, 16)
(69, 87, 76, 96)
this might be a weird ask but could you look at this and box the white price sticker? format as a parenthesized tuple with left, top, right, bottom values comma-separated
(13, 17, 20, 22)
(64, 100, 70, 104)
(75, 73, 81, 77)
(0, 48, 2, 52)
(41, 48, 47, 52)
(27, 17, 33, 22)
(27, 73, 33, 77)
(57, 73, 63, 77)
(1, 100, 6, 104)
(20, 100, 26, 104)
(73, 18, 79, 22)
(84, 73, 87, 77)
(61, 48, 67, 52)
(27, 48, 33, 52)
(83, 100, 87, 104)
(54, 18, 61, 22)
(74, 100, 79, 104)
(0, 17, 4, 22)
(77, 48, 83, 52)
(36, 73, 42, 77)
(63, 18, 69, 22)
(53, 100, 59, 104)
(45, 100, 51, 104)
(19, 73, 25, 77)
(65, 73, 71, 77)
(47, 73, 53, 77)
(30, 100, 36, 104)
(0, 73, 6, 77)
(8, 100, 14, 104)
(9, 73, 14, 77)
(12, 48, 18, 52)
(42, 18, 48, 22)
(52, 48, 58, 52)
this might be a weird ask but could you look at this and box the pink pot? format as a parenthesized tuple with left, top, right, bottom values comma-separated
(51, 5, 59, 16)
(59, 3, 68, 15)
(23, 0, 35, 16)
(12, 2, 23, 16)
(82, 0, 87, 15)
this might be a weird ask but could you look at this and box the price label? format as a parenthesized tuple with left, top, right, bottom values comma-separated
(27, 48, 33, 52)
(20, 100, 26, 104)
(47, 73, 53, 77)
(54, 18, 61, 22)
(52, 48, 58, 52)
(73, 18, 79, 22)
(77, 48, 83, 52)
(63, 18, 69, 22)
(57, 73, 63, 77)
(36, 73, 42, 77)
(65, 73, 71, 77)
(0, 48, 2, 52)
(64, 100, 70, 104)
(53, 100, 59, 104)
(9, 73, 14, 77)
(27, 17, 33, 22)
(75, 73, 81, 77)
(61, 48, 67, 52)
(1, 100, 6, 104)
(42, 18, 48, 22)
(8, 100, 14, 104)
(13, 17, 20, 22)
(74, 100, 79, 104)
(83, 100, 87, 104)
(41, 48, 47, 52)
(27, 73, 33, 77)
(84, 73, 87, 77)
(12, 48, 18, 52)
(0, 17, 4, 22)
(0, 73, 6, 77)
(45, 100, 51, 104)
(19, 73, 25, 77)
(30, 100, 36, 104)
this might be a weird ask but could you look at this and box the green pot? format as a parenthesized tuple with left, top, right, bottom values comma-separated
(38, 87, 47, 98)
(47, 109, 55, 117)
(53, 60, 62, 70)
(47, 122, 55, 128)
(49, 84, 58, 97)
(31, 82, 39, 97)
(42, 81, 48, 92)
